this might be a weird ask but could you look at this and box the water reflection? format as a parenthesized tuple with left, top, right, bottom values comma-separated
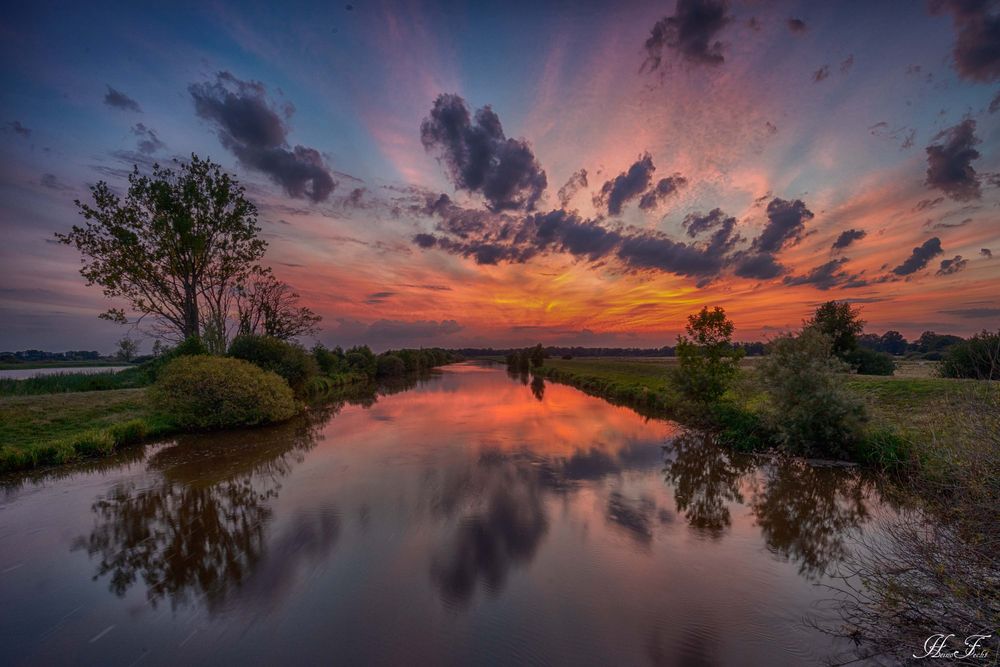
(664, 432, 749, 538)
(72, 407, 333, 611)
(431, 452, 548, 606)
(0, 363, 891, 664)
(749, 458, 870, 579)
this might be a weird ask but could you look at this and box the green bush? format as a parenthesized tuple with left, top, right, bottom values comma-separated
(849, 348, 896, 376)
(939, 330, 1000, 380)
(312, 343, 347, 376)
(151, 356, 297, 429)
(758, 329, 866, 459)
(376, 354, 406, 378)
(228, 335, 318, 394)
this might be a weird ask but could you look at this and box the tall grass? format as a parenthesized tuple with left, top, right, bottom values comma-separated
(0, 366, 149, 396)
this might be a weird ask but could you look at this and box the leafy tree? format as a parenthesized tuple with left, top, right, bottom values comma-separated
(529, 343, 546, 368)
(878, 330, 907, 356)
(58, 155, 266, 341)
(805, 301, 865, 360)
(116, 336, 139, 362)
(939, 330, 1000, 380)
(376, 354, 406, 378)
(673, 306, 744, 403)
(758, 329, 865, 459)
(150, 340, 165, 357)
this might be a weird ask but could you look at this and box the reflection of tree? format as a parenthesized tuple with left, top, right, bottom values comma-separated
(663, 432, 748, 538)
(749, 458, 869, 579)
(431, 454, 548, 606)
(530, 374, 545, 401)
(73, 407, 333, 611)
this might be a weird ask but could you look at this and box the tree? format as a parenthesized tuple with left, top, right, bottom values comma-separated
(878, 330, 907, 356)
(58, 155, 266, 341)
(674, 306, 744, 403)
(805, 301, 865, 360)
(151, 340, 165, 357)
(116, 336, 139, 362)
(234, 268, 321, 340)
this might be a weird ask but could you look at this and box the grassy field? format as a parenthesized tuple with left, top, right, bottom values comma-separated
(530, 356, 991, 471)
(0, 366, 151, 396)
(0, 388, 175, 472)
(0, 360, 129, 370)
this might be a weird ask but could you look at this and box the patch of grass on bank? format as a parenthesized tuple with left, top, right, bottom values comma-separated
(0, 360, 130, 370)
(0, 366, 151, 396)
(0, 388, 174, 472)
(533, 357, 984, 473)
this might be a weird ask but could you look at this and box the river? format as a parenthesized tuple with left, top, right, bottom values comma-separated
(0, 362, 889, 665)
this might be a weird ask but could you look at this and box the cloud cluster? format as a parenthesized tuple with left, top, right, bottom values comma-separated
(595, 153, 655, 215)
(414, 192, 827, 288)
(190, 71, 336, 202)
(104, 86, 141, 112)
(936, 255, 968, 276)
(639, 175, 688, 210)
(787, 18, 807, 33)
(5, 120, 30, 137)
(831, 228, 866, 251)
(893, 237, 943, 276)
(643, 0, 732, 70)
(783, 258, 866, 290)
(420, 94, 547, 212)
(932, 0, 1000, 82)
(925, 119, 982, 201)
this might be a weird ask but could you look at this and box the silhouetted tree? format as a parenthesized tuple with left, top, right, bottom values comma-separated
(805, 301, 865, 360)
(673, 306, 743, 403)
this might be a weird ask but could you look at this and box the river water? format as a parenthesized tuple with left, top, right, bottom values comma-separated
(0, 362, 887, 665)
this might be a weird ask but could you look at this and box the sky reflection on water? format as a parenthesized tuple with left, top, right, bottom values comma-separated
(0, 363, 882, 665)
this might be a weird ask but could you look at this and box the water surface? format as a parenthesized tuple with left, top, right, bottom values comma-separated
(0, 363, 882, 665)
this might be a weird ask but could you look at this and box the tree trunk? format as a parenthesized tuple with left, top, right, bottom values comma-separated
(183, 288, 200, 340)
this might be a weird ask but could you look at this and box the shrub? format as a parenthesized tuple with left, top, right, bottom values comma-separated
(345, 345, 377, 378)
(151, 356, 297, 429)
(673, 306, 744, 403)
(312, 343, 347, 376)
(848, 347, 896, 376)
(939, 330, 1000, 380)
(228, 335, 318, 393)
(376, 354, 406, 378)
(758, 329, 866, 459)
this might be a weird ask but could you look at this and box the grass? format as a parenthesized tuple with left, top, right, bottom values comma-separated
(0, 388, 175, 472)
(531, 356, 985, 472)
(0, 366, 151, 396)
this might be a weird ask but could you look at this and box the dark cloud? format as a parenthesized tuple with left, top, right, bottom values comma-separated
(595, 153, 655, 216)
(643, 0, 732, 70)
(363, 291, 396, 305)
(104, 85, 141, 112)
(787, 18, 807, 33)
(892, 237, 944, 276)
(344, 187, 366, 208)
(783, 258, 866, 290)
(754, 197, 814, 253)
(982, 248, 993, 259)
(638, 174, 688, 210)
(528, 209, 623, 261)
(557, 169, 588, 207)
(925, 119, 982, 201)
(931, 0, 1000, 82)
(681, 208, 732, 238)
(840, 55, 855, 74)
(733, 252, 785, 280)
(941, 307, 1000, 318)
(5, 120, 30, 137)
(413, 233, 438, 248)
(420, 94, 547, 212)
(813, 65, 830, 82)
(928, 215, 972, 230)
(832, 228, 866, 251)
(936, 255, 968, 276)
(131, 123, 165, 154)
(190, 71, 336, 202)
(617, 217, 736, 279)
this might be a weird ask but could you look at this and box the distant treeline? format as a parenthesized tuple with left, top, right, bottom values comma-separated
(1, 350, 104, 363)
(460, 342, 767, 358)
(456, 330, 974, 361)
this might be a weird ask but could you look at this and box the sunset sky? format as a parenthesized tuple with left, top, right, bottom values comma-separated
(2, 0, 999, 352)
